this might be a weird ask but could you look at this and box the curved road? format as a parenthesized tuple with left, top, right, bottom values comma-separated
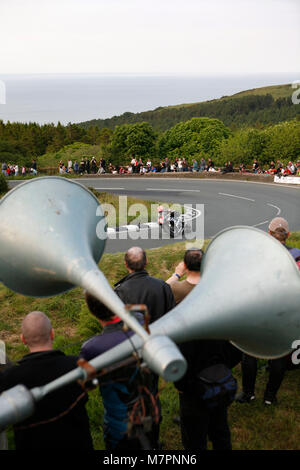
(8, 177, 300, 253)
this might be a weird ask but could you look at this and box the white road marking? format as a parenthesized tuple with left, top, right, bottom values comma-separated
(218, 192, 255, 202)
(95, 187, 125, 190)
(266, 203, 281, 216)
(253, 220, 269, 227)
(146, 188, 200, 192)
(252, 203, 281, 228)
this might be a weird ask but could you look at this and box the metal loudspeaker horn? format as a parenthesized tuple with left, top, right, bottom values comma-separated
(0, 177, 186, 382)
(87, 225, 300, 370)
(86, 225, 300, 376)
(149, 225, 300, 359)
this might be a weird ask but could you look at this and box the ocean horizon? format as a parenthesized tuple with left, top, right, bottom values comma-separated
(0, 72, 298, 125)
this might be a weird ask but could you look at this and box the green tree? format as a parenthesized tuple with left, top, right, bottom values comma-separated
(110, 122, 156, 165)
(158, 117, 231, 162)
(262, 120, 300, 164)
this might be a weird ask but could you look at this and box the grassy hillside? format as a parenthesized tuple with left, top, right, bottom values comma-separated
(166, 84, 293, 109)
(79, 83, 299, 132)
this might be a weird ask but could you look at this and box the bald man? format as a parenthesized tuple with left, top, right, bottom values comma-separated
(114, 246, 176, 323)
(0, 312, 93, 450)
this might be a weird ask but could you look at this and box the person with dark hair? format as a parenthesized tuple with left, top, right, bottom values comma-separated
(80, 293, 161, 450)
(0, 311, 93, 450)
(166, 248, 203, 304)
(236, 217, 300, 406)
(168, 249, 238, 450)
(174, 338, 237, 450)
(114, 247, 176, 324)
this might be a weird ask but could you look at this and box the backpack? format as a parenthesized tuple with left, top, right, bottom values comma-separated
(195, 363, 237, 409)
(286, 246, 300, 263)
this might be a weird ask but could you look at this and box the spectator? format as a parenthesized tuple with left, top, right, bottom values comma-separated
(239, 163, 246, 173)
(85, 158, 90, 174)
(286, 161, 296, 175)
(166, 248, 203, 304)
(91, 157, 97, 174)
(174, 158, 179, 172)
(73, 160, 79, 174)
(192, 159, 199, 172)
(177, 158, 183, 172)
(206, 158, 214, 171)
(276, 160, 283, 175)
(222, 161, 233, 174)
(174, 333, 237, 450)
(79, 159, 86, 174)
(114, 247, 176, 324)
(131, 157, 137, 173)
(31, 159, 37, 172)
(252, 159, 260, 173)
(80, 293, 161, 450)
(1, 162, 8, 176)
(67, 159, 72, 172)
(198, 158, 205, 172)
(236, 217, 300, 406)
(0, 311, 93, 450)
(268, 161, 276, 174)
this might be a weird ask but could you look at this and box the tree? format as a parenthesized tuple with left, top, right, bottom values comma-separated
(158, 117, 231, 161)
(110, 122, 156, 165)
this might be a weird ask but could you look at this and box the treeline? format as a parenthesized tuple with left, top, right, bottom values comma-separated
(1, 115, 299, 171)
(0, 120, 112, 166)
(79, 94, 299, 133)
(29, 118, 300, 170)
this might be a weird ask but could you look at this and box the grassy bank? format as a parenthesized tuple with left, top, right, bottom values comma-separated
(1, 234, 300, 450)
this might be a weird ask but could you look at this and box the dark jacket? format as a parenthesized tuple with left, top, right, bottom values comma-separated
(174, 339, 241, 395)
(114, 270, 176, 323)
(80, 314, 160, 450)
(0, 350, 93, 450)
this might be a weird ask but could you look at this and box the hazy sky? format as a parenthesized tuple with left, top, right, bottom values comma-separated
(1, 0, 299, 75)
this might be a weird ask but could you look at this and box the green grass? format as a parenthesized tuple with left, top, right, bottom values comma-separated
(1, 234, 300, 450)
(166, 84, 293, 110)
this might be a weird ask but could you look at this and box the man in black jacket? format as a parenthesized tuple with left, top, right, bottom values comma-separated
(174, 339, 236, 451)
(114, 246, 176, 323)
(0, 311, 93, 450)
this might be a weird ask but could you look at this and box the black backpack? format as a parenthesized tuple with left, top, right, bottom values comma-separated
(195, 363, 237, 409)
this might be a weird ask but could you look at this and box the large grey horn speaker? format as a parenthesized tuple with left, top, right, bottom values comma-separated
(0, 177, 186, 382)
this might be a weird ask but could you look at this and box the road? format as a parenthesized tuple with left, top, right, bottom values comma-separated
(8, 177, 300, 254)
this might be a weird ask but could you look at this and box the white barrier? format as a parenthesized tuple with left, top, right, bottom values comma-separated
(274, 175, 300, 185)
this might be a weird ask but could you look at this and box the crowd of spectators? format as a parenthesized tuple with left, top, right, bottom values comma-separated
(1, 160, 38, 177)
(0, 219, 299, 451)
(57, 156, 300, 177)
(58, 157, 106, 175)
(2, 157, 300, 178)
(245, 159, 300, 176)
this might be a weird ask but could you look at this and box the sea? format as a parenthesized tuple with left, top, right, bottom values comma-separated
(0, 73, 298, 125)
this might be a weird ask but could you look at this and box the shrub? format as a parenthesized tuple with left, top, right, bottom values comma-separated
(0, 172, 8, 193)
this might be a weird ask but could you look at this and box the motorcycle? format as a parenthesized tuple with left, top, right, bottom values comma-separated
(157, 207, 185, 238)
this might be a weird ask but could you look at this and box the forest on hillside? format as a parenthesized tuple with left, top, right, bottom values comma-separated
(0, 89, 299, 170)
(78, 93, 299, 132)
